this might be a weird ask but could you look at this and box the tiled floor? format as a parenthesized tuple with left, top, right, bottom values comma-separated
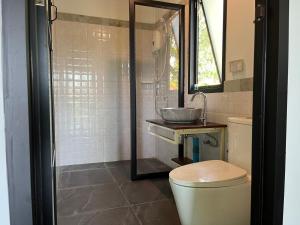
(57, 159, 181, 225)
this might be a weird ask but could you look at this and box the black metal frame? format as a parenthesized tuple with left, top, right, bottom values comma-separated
(2, 0, 56, 225)
(129, 0, 185, 180)
(188, 0, 227, 94)
(251, 0, 289, 224)
(28, 1, 57, 225)
(2, 0, 289, 224)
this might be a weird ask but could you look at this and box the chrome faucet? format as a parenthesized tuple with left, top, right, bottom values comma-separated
(191, 92, 207, 126)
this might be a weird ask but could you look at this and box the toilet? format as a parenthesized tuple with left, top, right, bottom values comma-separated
(169, 117, 252, 225)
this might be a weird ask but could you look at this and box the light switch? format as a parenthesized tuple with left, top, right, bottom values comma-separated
(229, 59, 244, 73)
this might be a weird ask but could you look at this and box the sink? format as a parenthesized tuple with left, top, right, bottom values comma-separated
(160, 108, 202, 124)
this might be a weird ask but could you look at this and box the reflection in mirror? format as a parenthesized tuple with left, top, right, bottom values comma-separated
(189, 0, 255, 93)
(132, 2, 184, 177)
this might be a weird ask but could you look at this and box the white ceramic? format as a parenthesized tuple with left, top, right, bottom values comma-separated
(169, 117, 252, 225)
(228, 117, 252, 174)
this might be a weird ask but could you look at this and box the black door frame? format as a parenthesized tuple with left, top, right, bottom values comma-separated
(1, 0, 289, 225)
(2, 0, 56, 225)
(129, 0, 185, 180)
(28, 2, 56, 225)
(251, 0, 289, 224)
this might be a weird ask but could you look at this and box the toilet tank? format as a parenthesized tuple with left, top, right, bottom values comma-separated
(228, 117, 252, 174)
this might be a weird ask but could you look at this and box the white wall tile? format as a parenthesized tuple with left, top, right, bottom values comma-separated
(54, 18, 181, 166)
(53, 20, 132, 166)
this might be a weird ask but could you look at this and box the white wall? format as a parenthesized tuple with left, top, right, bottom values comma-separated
(53, 20, 133, 165)
(226, 0, 255, 80)
(53, 0, 185, 166)
(0, 1, 11, 224)
(283, 0, 300, 223)
(184, 0, 253, 124)
(52, 18, 164, 166)
(196, 0, 255, 81)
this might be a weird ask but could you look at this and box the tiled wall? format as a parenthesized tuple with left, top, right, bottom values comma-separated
(53, 20, 132, 166)
(135, 26, 179, 166)
(52, 6, 253, 167)
(184, 91, 253, 161)
(53, 18, 174, 166)
(186, 91, 253, 123)
(136, 29, 157, 159)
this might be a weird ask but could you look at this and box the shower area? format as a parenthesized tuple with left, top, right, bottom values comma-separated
(52, 0, 183, 224)
(53, 1, 184, 178)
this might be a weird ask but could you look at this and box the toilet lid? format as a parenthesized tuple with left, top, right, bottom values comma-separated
(169, 160, 248, 188)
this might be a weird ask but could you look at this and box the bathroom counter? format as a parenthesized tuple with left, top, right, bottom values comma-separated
(146, 120, 227, 165)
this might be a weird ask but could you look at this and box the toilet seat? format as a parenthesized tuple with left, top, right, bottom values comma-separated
(169, 160, 248, 188)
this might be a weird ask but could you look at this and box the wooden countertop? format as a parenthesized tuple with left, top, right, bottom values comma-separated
(146, 119, 227, 130)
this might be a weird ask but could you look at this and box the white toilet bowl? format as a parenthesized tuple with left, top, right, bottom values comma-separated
(169, 160, 251, 225)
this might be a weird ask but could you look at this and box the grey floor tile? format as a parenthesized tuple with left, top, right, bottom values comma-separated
(120, 180, 167, 204)
(104, 160, 131, 168)
(58, 168, 114, 188)
(104, 158, 171, 174)
(137, 158, 172, 174)
(133, 200, 181, 225)
(108, 166, 131, 185)
(136, 159, 158, 174)
(58, 207, 140, 225)
(150, 178, 174, 199)
(57, 214, 87, 225)
(57, 183, 128, 217)
(59, 163, 105, 172)
(88, 207, 140, 225)
(106, 159, 168, 181)
(57, 160, 179, 225)
(146, 158, 172, 172)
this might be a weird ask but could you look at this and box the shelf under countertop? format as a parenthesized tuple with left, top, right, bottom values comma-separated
(146, 120, 227, 165)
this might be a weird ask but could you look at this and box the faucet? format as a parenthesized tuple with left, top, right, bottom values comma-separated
(191, 92, 207, 126)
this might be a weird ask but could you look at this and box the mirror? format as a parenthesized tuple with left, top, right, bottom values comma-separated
(189, 0, 255, 93)
(130, 0, 185, 178)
